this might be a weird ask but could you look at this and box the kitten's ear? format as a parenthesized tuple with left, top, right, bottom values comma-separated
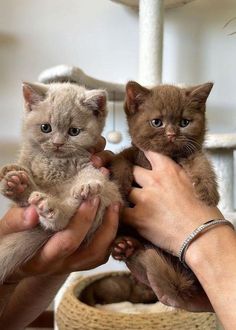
(83, 89, 107, 116)
(22, 82, 48, 110)
(125, 81, 150, 115)
(186, 82, 213, 110)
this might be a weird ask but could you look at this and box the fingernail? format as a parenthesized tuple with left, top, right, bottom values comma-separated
(91, 155, 101, 166)
(100, 167, 110, 176)
(113, 203, 120, 213)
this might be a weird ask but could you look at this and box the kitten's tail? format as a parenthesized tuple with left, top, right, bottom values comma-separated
(0, 227, 51, 283)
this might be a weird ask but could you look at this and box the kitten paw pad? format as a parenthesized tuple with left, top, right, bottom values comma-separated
(112, 237, 139, 261)
(0, 165, 26, 180)
(29, 192, 57, 221)
(0, 170, 29, 198)
(28, 191, 45, 205)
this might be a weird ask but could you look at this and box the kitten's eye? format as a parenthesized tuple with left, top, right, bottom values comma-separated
(179, 119, 190, 127)
(41, 123, 52, 133)
(150, 119, 163, 128)
(68, 127, 81, 136)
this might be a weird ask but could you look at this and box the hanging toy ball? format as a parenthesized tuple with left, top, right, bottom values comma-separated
(107, 131, 122, 144)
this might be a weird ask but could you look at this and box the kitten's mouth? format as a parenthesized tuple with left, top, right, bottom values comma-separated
(53, 148, 64, 154)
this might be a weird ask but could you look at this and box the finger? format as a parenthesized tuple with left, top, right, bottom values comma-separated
(144, 150, 177, 171)
(88, 136, 106, 154)
(0, 206, 39, 235)
(34, 197, 100, 266)
(99, 166, 110, 178)
(128, 187, 143, 205)
(68, 202, 120, 270)
(133, 166, 154, 187)
(91, 150, 114, 168)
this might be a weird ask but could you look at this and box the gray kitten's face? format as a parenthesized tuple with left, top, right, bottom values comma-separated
(22, 83, 107, 158)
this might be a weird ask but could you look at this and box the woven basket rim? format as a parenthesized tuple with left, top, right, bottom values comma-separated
(66, 271, 213, 318)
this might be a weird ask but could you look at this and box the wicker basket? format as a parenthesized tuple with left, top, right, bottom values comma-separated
(56, 271, 216, 330)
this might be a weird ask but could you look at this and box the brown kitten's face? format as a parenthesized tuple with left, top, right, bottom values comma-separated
(22, 83, 107, 158)
(125, 82, 213, 157)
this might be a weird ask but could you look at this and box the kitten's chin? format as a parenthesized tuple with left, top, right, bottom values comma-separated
(135, 141, 191, 158)
(39, 148, 75, 159)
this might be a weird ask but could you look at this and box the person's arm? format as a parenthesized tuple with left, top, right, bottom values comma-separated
(123, 150, 236, 329)
(0, 274, 67, 329)
(186, 225, 236, 330)
(0, 199, 119, 329)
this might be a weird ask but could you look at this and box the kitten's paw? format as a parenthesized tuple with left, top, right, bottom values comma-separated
(29, 191, 59, 231)
(0, 164, 27, 180)
(0, 170, 29, 199)
(112, 236, 142, 261)
(73, 180, 103, 199)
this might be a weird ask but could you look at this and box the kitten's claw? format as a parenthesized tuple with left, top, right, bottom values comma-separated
(73, 180, 103, 200)
(112, 237, 141, 261)
(28, 191, 44, 205)
(0, 170, 29, 199)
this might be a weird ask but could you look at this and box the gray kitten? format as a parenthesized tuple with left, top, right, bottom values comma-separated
(0, 82, 121, 283)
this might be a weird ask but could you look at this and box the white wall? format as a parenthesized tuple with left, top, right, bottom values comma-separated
(0, 0, 235, 210)
(164, 0, 236, 133)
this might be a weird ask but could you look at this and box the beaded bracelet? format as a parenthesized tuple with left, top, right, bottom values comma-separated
(178, 219, 235, 268)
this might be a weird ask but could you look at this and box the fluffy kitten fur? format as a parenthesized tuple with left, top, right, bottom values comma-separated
(0, 82, 121, 283)
(111, 81, 219, 305)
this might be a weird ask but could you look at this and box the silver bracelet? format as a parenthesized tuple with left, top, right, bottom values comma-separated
(178, 219, 235, 268)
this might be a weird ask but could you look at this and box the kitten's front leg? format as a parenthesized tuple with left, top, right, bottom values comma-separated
(0, 164, 36, 206)
(29, 192, 75, 231)
(180, 153, 219, 206)
(71, 165, 105, 200)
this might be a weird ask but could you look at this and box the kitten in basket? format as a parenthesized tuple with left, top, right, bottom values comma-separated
(0, 82, 122, 283)
(111, 81, 219, 307)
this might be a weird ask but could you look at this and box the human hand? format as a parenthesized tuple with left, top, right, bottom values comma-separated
(0, 206, 39, 237)
(89, 136, 114, 167)
(123, 150, 223, 256)
(15, 198, 119, 277)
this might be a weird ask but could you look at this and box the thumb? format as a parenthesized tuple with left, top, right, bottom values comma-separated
(0, 206, 39, 236)
(144, 150, 173, 170)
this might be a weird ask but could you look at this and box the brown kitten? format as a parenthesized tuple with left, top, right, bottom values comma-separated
(0, 82, 121, 283)
(80, 273, 156, 306)
(110, 81, 219, 306)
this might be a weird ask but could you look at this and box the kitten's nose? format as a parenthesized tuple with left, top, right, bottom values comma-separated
(53, 142, 64, 148)
(167, 133, 176, 142)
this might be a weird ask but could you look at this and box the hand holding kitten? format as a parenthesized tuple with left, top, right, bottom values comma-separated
(123, 151, 223, 256)
(0, 199, 119, 281)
